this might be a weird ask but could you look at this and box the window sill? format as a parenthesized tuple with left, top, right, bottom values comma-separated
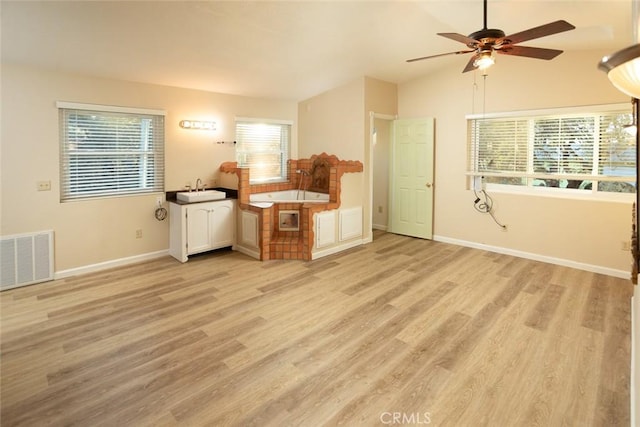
(481, 183, 635, 204)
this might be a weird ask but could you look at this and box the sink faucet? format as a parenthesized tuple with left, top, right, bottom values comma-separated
(196, 178, 202, 193)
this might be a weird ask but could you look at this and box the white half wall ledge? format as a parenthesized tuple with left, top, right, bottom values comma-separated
(433, 235, 629, 279)
(54, 250, 170, 280)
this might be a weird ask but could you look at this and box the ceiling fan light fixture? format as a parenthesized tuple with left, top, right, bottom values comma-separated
(598, 44, 640, 99)
(474, 50, 495, 70)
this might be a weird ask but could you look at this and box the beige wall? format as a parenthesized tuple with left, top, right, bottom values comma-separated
(398, 49, 632, 274)
(298, 77, 398, 244)
(298, 77, 366, 214)
(298, 77, 365, 161)
(297, 78, 366, 253)
(1, 64, 297, 273)
(364, 77, 398, 240)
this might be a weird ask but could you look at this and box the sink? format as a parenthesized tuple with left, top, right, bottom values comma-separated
(177, 190, 226, 203)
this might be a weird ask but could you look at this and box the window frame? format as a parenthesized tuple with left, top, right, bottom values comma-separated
(235, 117, 292, 184)
(58, 101, 166, 202)
(466, 103, 635, 202)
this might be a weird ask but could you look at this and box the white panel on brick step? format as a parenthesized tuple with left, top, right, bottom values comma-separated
(315, 211, 335, 249)
(339, 207, 362, 241)
(241, 211, 259, 248)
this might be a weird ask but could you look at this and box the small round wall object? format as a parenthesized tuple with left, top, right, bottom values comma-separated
(155, 206, 167, 221)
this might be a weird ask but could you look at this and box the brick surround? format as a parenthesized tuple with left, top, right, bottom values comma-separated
(220, 153, 363, 260)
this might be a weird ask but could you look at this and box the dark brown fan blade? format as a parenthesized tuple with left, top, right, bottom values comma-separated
(406, 50, 473, 63)
(438, 32, 479, 46)
(500, 20, 575, 45)
(462, 54, 479, 73)
(498, 45, 563, 60)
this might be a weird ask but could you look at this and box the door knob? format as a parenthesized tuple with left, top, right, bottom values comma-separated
(426, 183, 432, 188)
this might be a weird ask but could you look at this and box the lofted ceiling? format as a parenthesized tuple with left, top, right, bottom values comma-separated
(0, 0, 634, 101)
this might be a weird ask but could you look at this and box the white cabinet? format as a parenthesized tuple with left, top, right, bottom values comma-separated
(315, 210, 336, 248)
(241, 210, 259, 249)
(234, 210, 261, 260)
(169, 199, 235, 262)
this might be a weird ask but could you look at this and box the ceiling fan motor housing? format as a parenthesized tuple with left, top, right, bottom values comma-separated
(467, 28, 506, 47)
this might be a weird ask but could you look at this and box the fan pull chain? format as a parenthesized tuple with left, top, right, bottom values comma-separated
(483, 73, 487, 118)
(471, 72, 477, 114)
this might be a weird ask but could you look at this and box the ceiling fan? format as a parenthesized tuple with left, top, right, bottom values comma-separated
(407, 0, 576, 73)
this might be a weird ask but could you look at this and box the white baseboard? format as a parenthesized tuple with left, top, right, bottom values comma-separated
(55, 250, 169, 279)
(312, 239, 363, 260)
(372, 224, 388, 231)
(433, 235, 629, 279)
(232, 244, 260, 260)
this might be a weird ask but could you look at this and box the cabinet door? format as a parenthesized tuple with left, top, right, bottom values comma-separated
(241, 210, 259, 248)
(316, 211, 336, 248)
(186, 205, 213, 254)
(210, 201, 234, 247)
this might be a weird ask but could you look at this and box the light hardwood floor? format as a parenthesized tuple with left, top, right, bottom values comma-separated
(0, 231, 633, 426)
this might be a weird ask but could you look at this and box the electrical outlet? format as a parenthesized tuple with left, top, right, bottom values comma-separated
(37, 181, 51, 191)
(135, 229, 143, 239)
(621, 240, 631, 251)
(378, 206, 383, 214)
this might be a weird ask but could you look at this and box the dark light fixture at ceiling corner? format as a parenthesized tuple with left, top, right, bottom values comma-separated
(598, 43, 640, 99)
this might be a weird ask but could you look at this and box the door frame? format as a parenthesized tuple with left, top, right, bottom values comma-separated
(367, 111, 397, 243)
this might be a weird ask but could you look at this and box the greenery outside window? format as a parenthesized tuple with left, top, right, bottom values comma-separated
(235, 118, 292, 183)
(467, 103, 635, 196)
(58, 102, 165, 201)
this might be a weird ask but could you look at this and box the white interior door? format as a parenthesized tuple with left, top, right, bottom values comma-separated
(389, 118, 434, 239)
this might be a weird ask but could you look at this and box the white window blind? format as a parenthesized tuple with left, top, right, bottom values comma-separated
(59, 103, 165, 201)
(467, 104, 635, 193)
(235, 119, 291, 183)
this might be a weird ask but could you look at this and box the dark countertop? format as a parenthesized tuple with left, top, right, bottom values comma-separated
(166, 187, 238, 205)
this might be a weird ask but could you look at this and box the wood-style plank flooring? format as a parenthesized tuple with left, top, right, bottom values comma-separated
(0, 231, 633, 426)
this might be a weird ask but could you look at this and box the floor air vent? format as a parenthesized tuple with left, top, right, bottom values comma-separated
(1, 230, 54, 291)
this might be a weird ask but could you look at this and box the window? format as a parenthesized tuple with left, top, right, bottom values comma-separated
(235, 118, 291, 183)
(58, 102, 165, 201)
(467, 104, 635, 195)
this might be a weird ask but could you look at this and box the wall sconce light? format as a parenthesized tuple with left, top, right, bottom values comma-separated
(598, 44, 640, 99)
(179, 120, 216, 130)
